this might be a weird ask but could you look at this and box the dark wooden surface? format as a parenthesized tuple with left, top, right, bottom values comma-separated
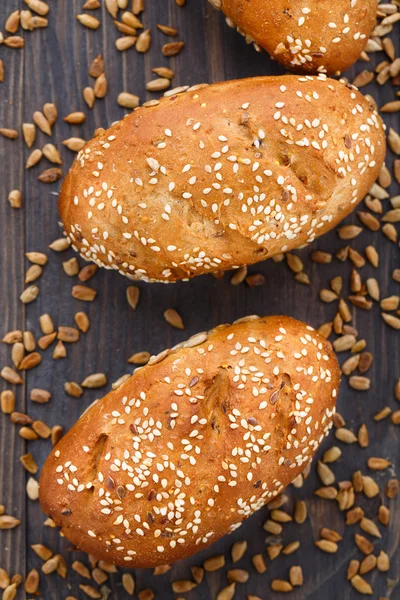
(0, 1, 399, 599)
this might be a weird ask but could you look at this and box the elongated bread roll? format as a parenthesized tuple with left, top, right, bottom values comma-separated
(209, 0, 377, 74)
(59, 75, 385, 283)
(40, 315, 339, 567)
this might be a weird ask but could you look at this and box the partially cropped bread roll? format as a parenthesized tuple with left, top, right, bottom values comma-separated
(59, 75, 385, 283)
(209, 0, 377, 74)
(40, 315, 339, 567)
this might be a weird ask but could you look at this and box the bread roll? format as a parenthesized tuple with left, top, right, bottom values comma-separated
(209, 0, 377, 74)
(59, 75, 385, 283)
(40, 315, 339, 567)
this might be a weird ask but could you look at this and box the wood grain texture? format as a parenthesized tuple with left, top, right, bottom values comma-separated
(0, 1, 399, 599)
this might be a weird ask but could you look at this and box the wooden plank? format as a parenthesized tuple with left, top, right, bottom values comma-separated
(0, 1, 399, 599)
(0, 0, 27, 587)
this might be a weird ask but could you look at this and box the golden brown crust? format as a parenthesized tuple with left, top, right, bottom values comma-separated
(59, 75, 385, 283)
(210, 0, 377, 74)
(39, 315, 339, 567)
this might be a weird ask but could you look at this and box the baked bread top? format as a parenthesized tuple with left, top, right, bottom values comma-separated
(40, 316, 339, 567)
(59, 75, 385, 282)
(210, 0, 377, 74)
